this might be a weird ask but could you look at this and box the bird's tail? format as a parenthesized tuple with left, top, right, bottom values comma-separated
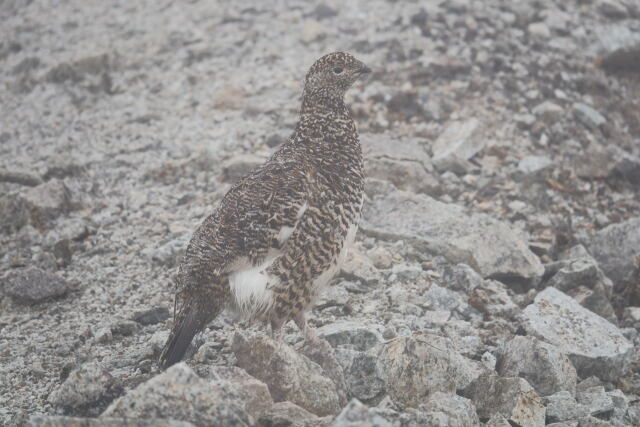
(158, 288, 224, 369)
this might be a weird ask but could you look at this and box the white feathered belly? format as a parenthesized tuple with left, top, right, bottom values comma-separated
(228, 253, 278, 318)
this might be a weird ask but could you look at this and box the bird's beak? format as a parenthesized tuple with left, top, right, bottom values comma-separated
(355, 65, 371, 75)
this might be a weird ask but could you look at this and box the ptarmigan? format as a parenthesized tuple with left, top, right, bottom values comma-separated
(159, 52, 370, 369)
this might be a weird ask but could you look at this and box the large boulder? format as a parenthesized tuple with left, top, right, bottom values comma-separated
(48, 363, 124, 417)
(584, 217, 640, 294)
(523, 287, 633, 381)
(232, 332, 341, 416)
(102, 363, 252, 426)
(422, 392, 480, 427)
(544, 246, 616, 323)
(3, 267, 72, 305)
(363, 133, 439, 195)
(496, 336, 577, 397)
(0, 179, 73, 233)
(207, 366, 273, 421)
(376, 333, 458, 408)
(431, 118, 486, 175)
(362, 190, 543, 282)
(462, 374, 545, 426)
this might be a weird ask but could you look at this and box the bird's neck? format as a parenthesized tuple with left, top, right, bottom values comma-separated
(292, 94, 361, 170)
(300, 92, 346, 116)
(297, 94, 354, 140)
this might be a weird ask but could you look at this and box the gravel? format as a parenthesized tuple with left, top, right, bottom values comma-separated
(2, 0, 640, 425)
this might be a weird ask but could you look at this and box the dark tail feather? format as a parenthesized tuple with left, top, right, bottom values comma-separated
(158, 307, 206, 369)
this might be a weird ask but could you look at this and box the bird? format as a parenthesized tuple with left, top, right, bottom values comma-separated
(159, 52, 371, 369)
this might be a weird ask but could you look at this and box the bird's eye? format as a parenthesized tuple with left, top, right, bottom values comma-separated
(333, 67, 343, 74)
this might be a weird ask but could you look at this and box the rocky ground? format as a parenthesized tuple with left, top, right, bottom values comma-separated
(1, 0, 639, 426)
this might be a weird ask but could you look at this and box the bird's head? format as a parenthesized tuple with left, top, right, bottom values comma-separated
(303, 52, 371, 102)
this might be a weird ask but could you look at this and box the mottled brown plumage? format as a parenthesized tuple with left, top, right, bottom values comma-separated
(159, 52, 370, 369)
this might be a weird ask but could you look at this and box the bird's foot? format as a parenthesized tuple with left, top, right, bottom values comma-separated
(294, 312, 321, 346)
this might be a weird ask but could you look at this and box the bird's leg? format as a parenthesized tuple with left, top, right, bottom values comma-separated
(270, 316, 286, 342)
(294, 311, 320, 345)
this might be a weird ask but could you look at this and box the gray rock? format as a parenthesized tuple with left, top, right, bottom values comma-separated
(431, 118, 485, 174)
(256, 401, 321, 427)
(532, 101, 564, 125)
(439, 263, 483, 293)
(573, 103, 606, 130)
(605, 389, 628, 410)
(625, 405, 640, 426)
(570, 144, 618, 179)
(48, 363, 124, 417)
(523, 287, 633, 381)
(340, 250, 381, 287)
(423, 284, 470, 316)
(496, 335, 577, 397)
(545, 391, 590, 422)
(366, 247, 393, 270)
(93, 327, 113, 344)
(232, 332, 341, 416)
(598, 35, 640, 72)
(610, 151, 640, 185)
(577, 416, 614, 426)
(0, 178, 73, 233)
(331, 399, 392, 427)
(484, 413, 512, 427)
(585, 217, 640, 292)
(28, 417, 194, 427)
(576, 386, 614, 416)
(453, 354, 487, 392)
(334, 348, 385, 401)
(377, 333, 457, 408)
(102, 363, 251, 425)
(299, 339, 349, 407)
(528, 22, 551, 38)
(568, 286, 617, 325)
(363, 133, 439, 194)
(541, 9, 572, 35)
(518, 155, 553, 175)
(109, 319, 139, 337)
(422, 392, 480, 427)
(546, 252, 616, 322)
(310, 4, 337, 20)
(462, 374, 545, 426)
(468, 279, 520, 320)
(598, 0, 629, 19)
(20, 179, 73, 229)
(514, 113, 537, 129)
(143, 234, 189, 268)
(361, 190, 544, 281)
(0, 168, 42, 187)
(317, 322, 383, 352)
(387, 264, 423, 282)
(208, 366, 274, 421)
(3, 267, 72, 305)
(622, 306, 640, 326)
(0, 192, 30, 233)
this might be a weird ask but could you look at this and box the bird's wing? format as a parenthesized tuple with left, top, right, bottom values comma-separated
(178, 157, 312, 287)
